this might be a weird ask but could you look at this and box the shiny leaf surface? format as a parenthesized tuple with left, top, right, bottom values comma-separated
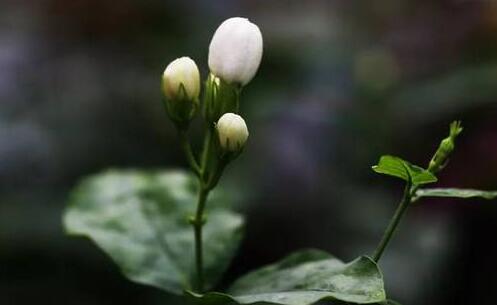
(188, 249, 386, 305)
(63, 169, 244, 294)
(372, 155, 437, 185)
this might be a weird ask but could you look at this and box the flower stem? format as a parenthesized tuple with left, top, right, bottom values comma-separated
(177, 126, 210, 292)
(193, 185, 208, 292)
(190, 125, 221, 292)
(372, 180, 413, 263)
(178, 130, 201, 177)
(200, 126, 213, 178)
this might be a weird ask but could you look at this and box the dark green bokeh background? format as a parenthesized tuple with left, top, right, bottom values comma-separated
(1, 1, 497, 304)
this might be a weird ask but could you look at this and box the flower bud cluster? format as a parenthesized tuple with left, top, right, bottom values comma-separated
(161, 17, 262, 160)
(158, 18, 262, 294)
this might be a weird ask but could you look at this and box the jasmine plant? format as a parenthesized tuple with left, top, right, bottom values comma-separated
(63, 17, 496, 305)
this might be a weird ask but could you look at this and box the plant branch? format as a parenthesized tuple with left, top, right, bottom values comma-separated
(372, 179, 413, 263)
(192, 184, 209, 292)
(178, 130, 201, 177)
(206, 158, 229, 191)
(190, 125, 217, 292)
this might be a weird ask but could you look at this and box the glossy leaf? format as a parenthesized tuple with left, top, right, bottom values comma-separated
(414, 188, 497, 200)
(187, 249, 386, 305)
(372, 155, 437, 185)
(63, 169, 244, 295)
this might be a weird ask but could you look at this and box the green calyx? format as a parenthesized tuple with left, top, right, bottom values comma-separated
(204, 74, 241, 123)
(164, 83, 199, 129)
(428, 120, 463, 174)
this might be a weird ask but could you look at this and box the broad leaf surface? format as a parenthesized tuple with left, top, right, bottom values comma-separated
(63, 169, 244, 295)
(372, 155, 437, 185)
(415, 188, 497, 200)
(188, 249, 386, 305)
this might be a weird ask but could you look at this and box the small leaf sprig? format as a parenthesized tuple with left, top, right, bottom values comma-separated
(371, 121, 496, 263)
(161, 17, 263, 292)
(190, 121, 496, 305)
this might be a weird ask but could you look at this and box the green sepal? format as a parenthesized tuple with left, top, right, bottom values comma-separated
(372, 155, 437, 185)
(164, 84, 199, 129)
(427, 121, 463, 173)
(204, 74, 241, 123)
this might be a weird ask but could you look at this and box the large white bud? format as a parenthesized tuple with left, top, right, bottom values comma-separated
(217, 113, 249, 152)
(162, 57, 200, 101)
(208, 17, 263, 86)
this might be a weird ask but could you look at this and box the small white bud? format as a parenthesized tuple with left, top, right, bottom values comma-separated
(208, 17, 263, 86)
(162, 57, 200, 101)
(217, 113, 249, 152)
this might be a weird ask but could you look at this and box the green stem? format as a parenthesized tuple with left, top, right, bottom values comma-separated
(177, 126, 210, 292)
(190, 125, 217, 292)
(200, 126, 213, 178)
(207, 157, 228, 191)
(178, 130, 201, 177)
(191, 157, 229, 292)
(193, 184, 208, 292)
(372, 180, 413, 263)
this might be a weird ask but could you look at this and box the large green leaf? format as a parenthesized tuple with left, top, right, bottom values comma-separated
(187, 249, 386, 305)
(372, 155, 437, 185)
(63, 169, 244, 295)
(414, 188, 497, 201)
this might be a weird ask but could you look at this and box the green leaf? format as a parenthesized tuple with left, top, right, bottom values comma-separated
(372, 155, 437, 185)
(63, 169, 244, 295)
(414, 188, 497, 200)
(187, 249, 386, 305)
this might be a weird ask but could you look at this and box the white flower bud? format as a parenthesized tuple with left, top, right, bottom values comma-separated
(162, 57, 200, 101)
(217, 113, 249, 152)
(208, 17, 263, 86)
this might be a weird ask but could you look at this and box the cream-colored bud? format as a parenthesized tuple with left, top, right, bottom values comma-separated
(162, 57, 200, 101)
(217, 113, 249, 151)
(208, 17, 263, 86)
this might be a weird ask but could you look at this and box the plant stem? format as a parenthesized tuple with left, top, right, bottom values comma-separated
(178, 130, 201, 177)
(207, 157, 228, 191)
(372, 181, 413, 263)
(191, 125, 217, 292)
(177, 126, 209, 291)
(193, 184, 208, 292)
(187, 121, 228, 292)
(200, 126, 213, 177)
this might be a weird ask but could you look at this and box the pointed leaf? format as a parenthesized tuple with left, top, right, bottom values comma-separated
(372, 155, 437, 185)
(187, 249, 386, 305)
(414, 188, 497, 200)
(63, 169, 244, 294)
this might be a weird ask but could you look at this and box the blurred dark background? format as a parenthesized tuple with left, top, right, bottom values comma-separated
(1, 0, 497, 304)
